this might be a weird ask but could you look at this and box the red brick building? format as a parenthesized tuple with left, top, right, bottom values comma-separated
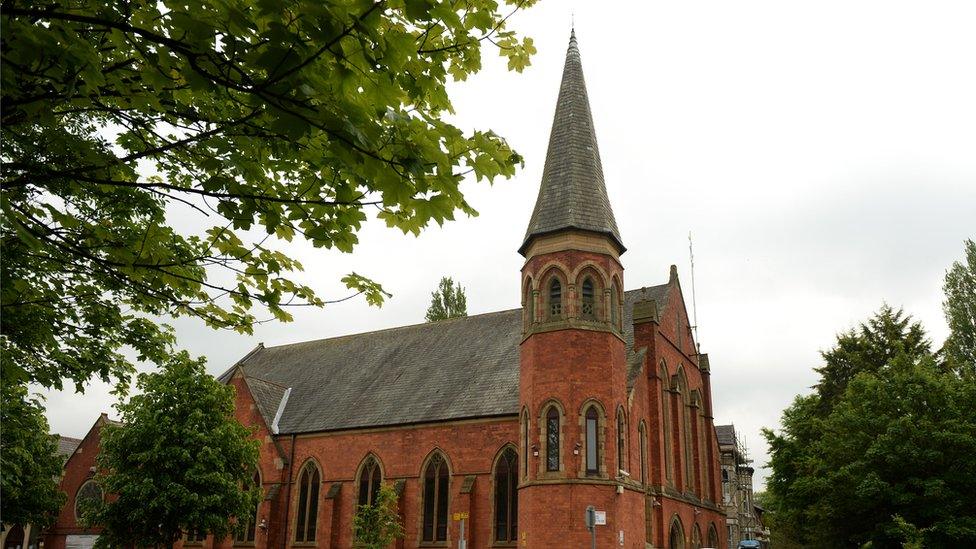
(47, 31, 726, 549)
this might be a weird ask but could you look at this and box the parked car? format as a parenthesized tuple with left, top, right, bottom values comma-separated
(738, 541, 762, 549)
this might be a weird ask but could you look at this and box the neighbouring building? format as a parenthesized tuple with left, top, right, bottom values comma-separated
(2, 435, 83, 549)
(47, 31, 729, 549)
(715, 425, 768, 549)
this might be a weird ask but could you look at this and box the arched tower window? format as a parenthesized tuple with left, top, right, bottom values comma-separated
(545, 406, 561, 472)
(493, 447, 518, 543)
(75, 480, 103, 522)
(584, 405, 601, 475)
(524, 278, 535, 327)
(357, 456, 382, 508)
(294, 461, 320, 542)
(236, 470, 261, 543)
(422, 453, 450, 542)
(638, 421, 648, 485)
(616, 407, 627, 474)
(548, 278, 562, 319)
(581, 277, 595, 320)
(610, 282, 619, 327)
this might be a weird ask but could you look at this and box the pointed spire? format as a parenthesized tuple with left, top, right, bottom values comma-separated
(519, 30, 624, 256)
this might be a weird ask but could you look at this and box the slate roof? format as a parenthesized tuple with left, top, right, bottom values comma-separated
(235, 285, 671, 435)
(56, 435, 82, 457)
(716, 424, 736, 446)
(244, 376, 288, 431)
(520, 30, 623, 255)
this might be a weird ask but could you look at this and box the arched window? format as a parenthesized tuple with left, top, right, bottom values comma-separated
(661, 364, 674, 484)
(294, 461, 320, 542)
(682, 389, 694, 491)
(521, 409, 530, 478)
(610, 282, 619, 327)
(525, 281, 535, 325)
(692, 523, 702, 549)
(357, 456, 382, 508)
(75, 480, 103, 522)
(581, 277, 595, 320)
(545, 406, 560, 472)
(548, 278, 562, 319)
(584, 406, 599, 475)
(616, 408, 627, 474)
(493, 448, 518, 543)
(707, 524, 719, 548)
(638, 421, 648, 485)
(422, 453, 450, 542)
(236, 470, 261, 543)
(669, 517, 686, 549)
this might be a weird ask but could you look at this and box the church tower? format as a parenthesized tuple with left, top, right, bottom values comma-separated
(518, 31, 644, 547)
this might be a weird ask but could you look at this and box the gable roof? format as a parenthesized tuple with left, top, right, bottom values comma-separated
(520, 30, 623, 255)
(56, 435, 83, 458)
(235, 285, 672, 435)
(715, 424, 736, 446)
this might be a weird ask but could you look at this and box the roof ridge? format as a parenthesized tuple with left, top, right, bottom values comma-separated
(258, 307, 521, 352)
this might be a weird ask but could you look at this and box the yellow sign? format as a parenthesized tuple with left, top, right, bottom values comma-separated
(452, 512, 469, 521)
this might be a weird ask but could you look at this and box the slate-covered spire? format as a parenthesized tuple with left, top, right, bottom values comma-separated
(519, 29, 624, 256)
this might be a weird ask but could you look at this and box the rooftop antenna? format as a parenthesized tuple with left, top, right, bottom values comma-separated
(688, 232, 701, 354)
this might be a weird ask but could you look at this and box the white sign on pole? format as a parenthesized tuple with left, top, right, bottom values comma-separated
(594, 511, 607, 526)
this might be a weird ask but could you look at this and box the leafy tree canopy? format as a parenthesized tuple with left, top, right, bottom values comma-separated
(942, 238, 976, 376)
(425, 275, 467, 321)
(88, 355, 260, 548)
(764, 294, 976, 547)
(1, 0, 537, 394)
(0, 383, 66, 529)
(354, 483, 405, 549)
(813, 304, 929, 412)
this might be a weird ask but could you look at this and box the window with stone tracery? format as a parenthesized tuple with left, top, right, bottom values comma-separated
(581, 278, 595, 319)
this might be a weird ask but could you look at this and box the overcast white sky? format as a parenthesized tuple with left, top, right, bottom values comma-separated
(42, 0, 976, 490)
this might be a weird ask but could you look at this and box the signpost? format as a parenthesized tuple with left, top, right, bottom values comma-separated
(584, 506, 597, 549)
(453, 512, 469, 549)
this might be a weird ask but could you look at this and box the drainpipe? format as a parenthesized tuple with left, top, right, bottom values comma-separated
(281, 434, 296, 549)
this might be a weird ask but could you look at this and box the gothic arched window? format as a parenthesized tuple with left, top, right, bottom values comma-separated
(617, 408, 627, 474)
(548, 278, 562, 319)
(707, 524, 719, 548)
(357, 456, 382, 508)
(581, 277, 595, 320)
(584, 405, 600, 475)
(75, 480, 103, 522)
(236, 470, 261, 543)
(422, 453, 450, 542)
(545, 406, 560, 472)
(521, 408, 530, 478)
(669, 517, 686, 549)
(610, 282, 619, 327)
(294, 461, 320, 542)
(493, 448, 518, 543)
(525, 280, 535, 325)
(661, 364, 675, 484)
(639, 421, 648, 484)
